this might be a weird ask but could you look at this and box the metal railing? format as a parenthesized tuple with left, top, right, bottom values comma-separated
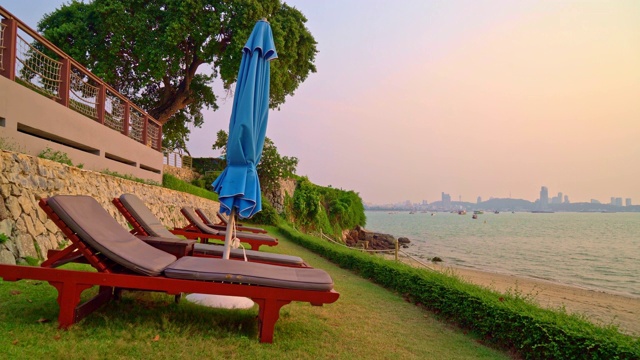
(0, 6, 162, 151)
(163, 149, 192, 169)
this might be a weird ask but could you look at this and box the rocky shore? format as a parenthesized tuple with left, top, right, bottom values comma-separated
(343, 225, 410, 250)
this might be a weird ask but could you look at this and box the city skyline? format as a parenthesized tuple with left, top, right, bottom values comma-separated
(368, 185, 632, 208)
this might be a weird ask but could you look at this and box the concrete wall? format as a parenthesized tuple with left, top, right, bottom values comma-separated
(0, 149, 220, 265)
(0, 76, 163, 183)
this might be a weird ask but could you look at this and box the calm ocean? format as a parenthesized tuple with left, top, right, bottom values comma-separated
(365, 211, 640, 298)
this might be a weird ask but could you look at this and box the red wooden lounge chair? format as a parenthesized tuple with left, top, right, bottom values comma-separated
(112, 194, 306, 267)
(173, 207, 278, 251)
(0, 195, 338, 343)
(195, 208, 268, 234)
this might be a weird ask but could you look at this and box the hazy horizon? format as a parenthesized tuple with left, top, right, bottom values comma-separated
(5, 0, 639, 205)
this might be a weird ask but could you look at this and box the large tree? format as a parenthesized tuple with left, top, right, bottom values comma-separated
(38, 0, 317, 151)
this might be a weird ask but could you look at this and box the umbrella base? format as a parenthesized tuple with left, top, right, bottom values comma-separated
(185, 293, 255, 309)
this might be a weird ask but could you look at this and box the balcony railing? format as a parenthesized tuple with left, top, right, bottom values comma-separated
(0, 6, 162, 151)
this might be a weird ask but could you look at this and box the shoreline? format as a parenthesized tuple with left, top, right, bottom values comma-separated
(432, 263, 640, 337)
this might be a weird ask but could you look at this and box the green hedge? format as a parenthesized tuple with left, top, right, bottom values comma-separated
(276, 224, 640, 360)
(162, 173, 218, 202)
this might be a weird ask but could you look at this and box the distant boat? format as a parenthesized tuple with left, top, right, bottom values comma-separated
(531, 210, 554, 213)
(472, 214, 478, 219)
(473, 210, 483, 215)
(494, 210, 500, 214)
(458, 210, 466, 215)
(409, 211, 415, 214)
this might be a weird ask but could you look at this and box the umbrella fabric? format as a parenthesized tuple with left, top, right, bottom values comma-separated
(213, 20, 278, 219)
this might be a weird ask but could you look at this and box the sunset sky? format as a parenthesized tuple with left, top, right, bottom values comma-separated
(5, 1, 640, 205)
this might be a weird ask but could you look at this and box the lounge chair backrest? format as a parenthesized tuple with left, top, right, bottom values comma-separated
(47, 195, 177, 276)
(217, 211, 230, 224)
(182, 207, 219, 235)
(119, 194, 177, 238)
(195, 208, 215, 224)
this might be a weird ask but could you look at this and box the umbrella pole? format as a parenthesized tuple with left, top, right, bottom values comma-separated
(222, 207, 236, 260)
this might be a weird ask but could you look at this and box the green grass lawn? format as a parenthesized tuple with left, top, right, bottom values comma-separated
(0, 230, 513, 359)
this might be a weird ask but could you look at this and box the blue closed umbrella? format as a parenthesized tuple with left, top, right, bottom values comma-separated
(212, 19, 277, 259)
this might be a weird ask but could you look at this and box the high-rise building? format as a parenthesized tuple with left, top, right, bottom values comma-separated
(441, 192, 451, 209)
(625, 198, 632, 206)
(477, 196, 482, 204)
(616, 197, 623, 207)
(540, 186, 549, 207)
(564, 195, 569, 204)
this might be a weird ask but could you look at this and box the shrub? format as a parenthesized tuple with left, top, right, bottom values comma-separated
(246, 197, 280, 226)
(289, 177, 366, 237)
(38, 147, 79, 167)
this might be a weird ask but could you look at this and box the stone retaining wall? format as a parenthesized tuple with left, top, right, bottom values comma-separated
(265, 178, 297, 213)
(163, 164, 201, 183)
(0, 150, 220, 265)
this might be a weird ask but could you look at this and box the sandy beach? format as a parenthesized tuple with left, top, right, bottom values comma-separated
(432, 264, 640, 337)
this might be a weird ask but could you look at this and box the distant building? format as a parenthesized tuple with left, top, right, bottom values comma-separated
(551, 192, 563, 204)
(591, 199, 601, 204)
(540, 186, 549, 207)
(625, 198, 632, 206)
(616, 197, 623, 207)
(564, 195, 569, 204)
(477, 196, 482, 204)
(422, 200, 428, 205)
(441, 192, 451, 209)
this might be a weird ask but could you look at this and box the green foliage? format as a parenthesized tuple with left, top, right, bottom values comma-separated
(289, 177, 365, 236)
(258, 138, 298, 195)
(211, 130, 229, 158)
(163, 173, 218, 202)
(0, 233, 8, 244)
(38, 0, 318, 152)
(291, 177, 322, 229)
(191, 157, 225, 174)
(276, 224, 640, 360)
(246, 197, 280, 226)
(37, 147, 83, 168)
(190, 172, 221, 192)
(23, 257, 40, 266)
(101, 170, 161, 186)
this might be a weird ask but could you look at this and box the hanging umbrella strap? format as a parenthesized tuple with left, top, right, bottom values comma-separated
(232, 222, 248, 262)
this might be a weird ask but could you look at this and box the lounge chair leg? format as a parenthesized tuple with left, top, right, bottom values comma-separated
(253, 298, 291, 343)
(49, 280, 95, 328)
(114, 287, 123, 301)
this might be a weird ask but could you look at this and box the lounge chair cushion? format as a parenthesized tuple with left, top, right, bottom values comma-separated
(182, 207, 276, 243)
(193, 244, 304, 266)
(120, 194, 177, 238)
(48, 195, 177, 276)
(164, 256, 333, 291)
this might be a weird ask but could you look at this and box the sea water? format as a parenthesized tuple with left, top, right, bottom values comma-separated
(365, 211, 640, 298)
